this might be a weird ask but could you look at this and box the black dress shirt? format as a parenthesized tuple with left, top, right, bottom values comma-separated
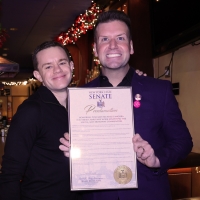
(99, 67, 133, 87)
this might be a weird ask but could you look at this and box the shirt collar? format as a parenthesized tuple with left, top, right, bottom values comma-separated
(99, 67, 134, 87)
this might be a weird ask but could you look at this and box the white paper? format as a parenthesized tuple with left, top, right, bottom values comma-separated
(68, 87, 137, 191)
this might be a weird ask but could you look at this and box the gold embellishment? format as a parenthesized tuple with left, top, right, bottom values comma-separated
(114, 165, 132, 184)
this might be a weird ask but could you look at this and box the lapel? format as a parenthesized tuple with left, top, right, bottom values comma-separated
(131, 72, 148, 129)
(131, 71, 145, 110)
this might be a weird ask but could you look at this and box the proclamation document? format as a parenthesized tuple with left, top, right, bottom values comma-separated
(68, 87, 137, 191)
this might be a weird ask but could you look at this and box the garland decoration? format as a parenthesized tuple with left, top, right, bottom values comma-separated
(2, 78, 37, 86)
(55, 2, 101, 45)
(0, 0, 9, 48)
(0, 25, 8, 48)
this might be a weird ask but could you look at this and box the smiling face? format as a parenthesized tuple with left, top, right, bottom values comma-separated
(94, 20, 134, 71)
(33, 46, 73, 94)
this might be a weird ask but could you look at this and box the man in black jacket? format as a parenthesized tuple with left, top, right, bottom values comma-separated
(0, 41, 81, 200)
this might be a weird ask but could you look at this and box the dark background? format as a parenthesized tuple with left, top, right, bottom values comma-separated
(151, 0, 200, 57)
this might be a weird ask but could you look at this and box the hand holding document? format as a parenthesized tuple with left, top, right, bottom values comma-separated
(68, 87, 138, 190)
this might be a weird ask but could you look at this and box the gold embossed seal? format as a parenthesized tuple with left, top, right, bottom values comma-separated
(114, 165, 132, 184)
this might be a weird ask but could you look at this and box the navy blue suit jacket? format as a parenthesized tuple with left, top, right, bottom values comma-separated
(81, 68, 193, 200)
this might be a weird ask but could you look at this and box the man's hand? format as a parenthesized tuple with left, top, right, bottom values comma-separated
(59, 133, 70, 157)
(135, 69, 147, 76)
(132, 133, 160, 168)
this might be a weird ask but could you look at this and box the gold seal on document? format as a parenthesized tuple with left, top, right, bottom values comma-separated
(114, 165, 132, 184)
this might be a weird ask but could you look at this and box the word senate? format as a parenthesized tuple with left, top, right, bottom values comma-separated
(89, 90, 112, 99)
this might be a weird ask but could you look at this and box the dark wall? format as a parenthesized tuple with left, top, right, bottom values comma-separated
(67, 30, 94, 86)
(128, 0, 154, 77)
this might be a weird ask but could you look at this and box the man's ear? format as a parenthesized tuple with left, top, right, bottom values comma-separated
(69, 61, 74, 72)
(93, 43, 98, 57)
(33, 70, 43, 83)
(130, 40, 134, 55)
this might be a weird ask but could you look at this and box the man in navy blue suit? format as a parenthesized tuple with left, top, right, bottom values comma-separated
(60, 10, 193, 200)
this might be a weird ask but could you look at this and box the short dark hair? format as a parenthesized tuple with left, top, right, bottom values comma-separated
(32, 41, 72, 70)
(94, 10, 132, 42)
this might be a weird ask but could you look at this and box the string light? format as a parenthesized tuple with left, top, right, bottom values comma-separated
(85, 43, 101, 83)
(0, 1, 9, 48)
(2, 78, 37, 86)
(55, 2, 102, 45)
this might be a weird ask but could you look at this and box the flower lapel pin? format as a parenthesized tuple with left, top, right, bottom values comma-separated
(133, 94, 142, 108)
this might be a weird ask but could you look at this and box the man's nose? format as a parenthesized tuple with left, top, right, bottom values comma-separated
(53, 64, 62, 73)
(109, 38, 118, 49)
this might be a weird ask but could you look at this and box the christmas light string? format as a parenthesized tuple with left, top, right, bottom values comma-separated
(55, 1, 101, 45)
(0, 1, 9, 48)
